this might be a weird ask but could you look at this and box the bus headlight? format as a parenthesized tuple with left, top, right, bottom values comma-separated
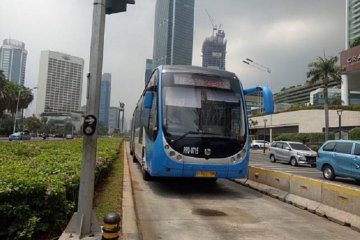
(231, 157, 236, 163)
(176, 155, 183, 161)
(164, 145, 170, 150)
(169, 151, 175, 157)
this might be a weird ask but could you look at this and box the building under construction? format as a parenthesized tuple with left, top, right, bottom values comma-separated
(201, 29, 227, 70)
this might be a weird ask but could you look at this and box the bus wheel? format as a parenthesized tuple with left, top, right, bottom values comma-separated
(142, 167, 153, 181)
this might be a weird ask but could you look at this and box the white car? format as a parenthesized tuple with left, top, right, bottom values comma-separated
(251, 140, 270, 149)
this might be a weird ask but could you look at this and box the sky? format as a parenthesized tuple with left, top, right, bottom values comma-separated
(0, 0, 345, 123)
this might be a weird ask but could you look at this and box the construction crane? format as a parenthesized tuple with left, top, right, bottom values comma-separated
(205, 9, 220, 36)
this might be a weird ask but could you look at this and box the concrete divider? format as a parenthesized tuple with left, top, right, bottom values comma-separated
(288, 175, 322, 202)
(243, 166, 360, 232)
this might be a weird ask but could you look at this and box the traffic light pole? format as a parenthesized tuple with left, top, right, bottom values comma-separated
(60, 0, 105, 239)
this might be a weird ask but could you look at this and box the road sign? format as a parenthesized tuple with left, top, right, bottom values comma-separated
(83, 115, 97, 136)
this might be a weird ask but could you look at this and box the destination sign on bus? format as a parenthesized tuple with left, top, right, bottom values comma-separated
(174, 75, 231, 90)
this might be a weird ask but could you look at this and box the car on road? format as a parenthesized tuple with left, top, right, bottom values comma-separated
(268, 141, 317, 167)
(316, 140, 360, 183)
(251, 140, 270, 149)
(65, 134, 74, 139)
(9, 131, 31, 141)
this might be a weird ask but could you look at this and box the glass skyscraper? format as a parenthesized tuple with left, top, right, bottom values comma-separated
(347, 0, 360, 47)
(0, 39, 27, 85)
(99, 73, 111, 129)
(152, 0, 194, 68)
(145, 59, 153, 86)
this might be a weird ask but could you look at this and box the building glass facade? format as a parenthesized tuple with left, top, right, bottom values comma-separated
(348, 0, 360, 46)
(274, 79, 340, 105)
(0, 39, 27, 85)
(152, 0, 194, 68)
(145, 59, 153, 86)
(99, 73, 111, 128)
(108, 106, 120, 134)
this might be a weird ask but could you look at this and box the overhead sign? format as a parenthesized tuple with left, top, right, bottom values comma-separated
(83, 115, 97, 136)
(174, 75, 231, 90)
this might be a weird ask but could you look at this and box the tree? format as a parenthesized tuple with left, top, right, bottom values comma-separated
(350, 36, 360, 48)
(0, 79, 34, 117)
(24, 116, 42, 133)
(0, 70, 7, 117)
(307, 56, 340, 141)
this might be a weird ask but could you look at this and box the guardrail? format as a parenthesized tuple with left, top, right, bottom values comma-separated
(238, 166, 360, 232)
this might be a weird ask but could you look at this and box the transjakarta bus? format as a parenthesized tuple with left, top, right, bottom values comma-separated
(130, 65, 273, 181)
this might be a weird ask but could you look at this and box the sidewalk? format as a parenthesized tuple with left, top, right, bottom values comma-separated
(122, 143, 139, 240)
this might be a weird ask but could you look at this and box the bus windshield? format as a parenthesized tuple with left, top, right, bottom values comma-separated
(162, 72, 246, 140)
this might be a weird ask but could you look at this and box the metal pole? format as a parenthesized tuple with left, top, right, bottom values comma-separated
(62, 0, 105, 238)
(263, 119, 267, 154)
(121, 109, 124, 136)
(13, 90, 22, 133)
(339, 114, 342, 139)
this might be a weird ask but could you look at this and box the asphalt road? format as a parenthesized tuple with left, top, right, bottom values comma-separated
(249, 149, 360, 188)
(128, 148, 360, 240)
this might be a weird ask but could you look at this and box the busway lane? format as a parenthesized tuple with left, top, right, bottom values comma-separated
(125, 145, 360, 240)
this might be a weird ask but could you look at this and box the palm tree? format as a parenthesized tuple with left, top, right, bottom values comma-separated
(0, 70, 7, 116)
(307, 56, 341, 141)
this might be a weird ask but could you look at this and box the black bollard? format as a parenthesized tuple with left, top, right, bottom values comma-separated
(102, 213, 121, 240)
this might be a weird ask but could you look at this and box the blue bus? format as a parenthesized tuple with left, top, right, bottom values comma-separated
(130, 65, 273, 181)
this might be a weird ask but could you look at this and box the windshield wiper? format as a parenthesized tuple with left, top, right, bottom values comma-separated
(171, 131, 199, 144)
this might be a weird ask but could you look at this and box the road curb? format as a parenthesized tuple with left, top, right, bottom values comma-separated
(235, 166, 360, 232)
(122, 143, 140, 240)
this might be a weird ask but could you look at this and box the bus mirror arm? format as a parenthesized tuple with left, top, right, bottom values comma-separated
(244, 86, 274, 114)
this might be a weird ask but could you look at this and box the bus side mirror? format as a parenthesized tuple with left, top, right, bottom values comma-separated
(144, 91, 153, 109)
(244, 86, 274, 114)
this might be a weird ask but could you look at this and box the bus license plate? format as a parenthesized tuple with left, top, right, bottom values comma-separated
(195, 171, 216, 178)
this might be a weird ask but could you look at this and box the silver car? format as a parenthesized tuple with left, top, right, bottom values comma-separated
(9, 131, 31, 141)
(269, 141, 317, 167)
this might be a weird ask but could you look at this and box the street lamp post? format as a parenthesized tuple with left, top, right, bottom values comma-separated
(263, 119, 267, 154)
(337, 109, 343, 139)
(243, 58, 273, 142)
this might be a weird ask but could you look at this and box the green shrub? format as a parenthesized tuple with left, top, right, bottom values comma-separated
(0, 138, 121, 239)
(349, 127, 360, 140)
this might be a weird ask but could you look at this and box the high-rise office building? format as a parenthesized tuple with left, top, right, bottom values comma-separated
(341, 0, 360, 105)
(0, 39, 27, 85)
(145, 59, 153, 86)
(108, 106, 120, 134)
(152, 0, 194, 68)
(99, 73, 111, 128)
(347, 0, 360, 46)
(202, 29, 227, 70)
(36, 50, 84, 115)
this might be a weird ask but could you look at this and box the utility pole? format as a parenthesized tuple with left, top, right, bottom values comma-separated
(60, 1, 134, 239)
(60, 0, 105, 238)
